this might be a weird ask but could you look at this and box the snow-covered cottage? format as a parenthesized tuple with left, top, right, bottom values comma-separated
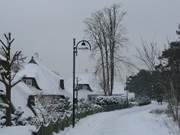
(17, 57, 66, 95)
(66, 72, 103, 99)
(15, 57, 71, 116)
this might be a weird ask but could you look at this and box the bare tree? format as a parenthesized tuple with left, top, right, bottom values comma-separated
(136, 40, 160, 71)
(85, 4, 127, 95)
(0, 33, 24, 126)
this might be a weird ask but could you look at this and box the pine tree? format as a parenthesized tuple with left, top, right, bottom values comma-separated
(156, 25, 180, 127)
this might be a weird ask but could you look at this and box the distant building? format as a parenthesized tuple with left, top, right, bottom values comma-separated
(66, 72, 103, 99)
(76, 84, 93, 92)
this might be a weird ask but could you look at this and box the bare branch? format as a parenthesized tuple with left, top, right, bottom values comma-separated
(9, 38, 15, 45)
(0, 39, 8, 50)
(10, 51, 22, 67)
(4, 34, 9, 42)
(136, 40, 159, 71)
(11, 79, 22, 88)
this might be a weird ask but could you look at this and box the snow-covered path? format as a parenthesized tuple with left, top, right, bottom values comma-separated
(55, 103, 178, 135)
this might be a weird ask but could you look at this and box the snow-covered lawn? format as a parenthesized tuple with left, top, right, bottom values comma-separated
(0, 126, 35, 135)
(55, 102, 179, 135)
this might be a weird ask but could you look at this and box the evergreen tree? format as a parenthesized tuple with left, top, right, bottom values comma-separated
(156, 25, 180, 127)
(125, 70, 162, 99)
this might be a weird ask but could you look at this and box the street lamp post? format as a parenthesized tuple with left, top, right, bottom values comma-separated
(72, 38, 91, 128)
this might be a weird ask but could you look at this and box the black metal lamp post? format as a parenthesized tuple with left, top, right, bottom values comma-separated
(72, 38, 91, 128)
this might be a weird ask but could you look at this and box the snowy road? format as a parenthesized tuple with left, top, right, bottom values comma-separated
(55, 103, 178, 135)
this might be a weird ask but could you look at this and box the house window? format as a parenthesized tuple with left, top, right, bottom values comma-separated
(60, 79, 64, 90)
(25, 79, 33, 87)
(82, 84, 88, 90)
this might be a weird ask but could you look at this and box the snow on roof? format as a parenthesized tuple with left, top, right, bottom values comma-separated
(16, 59, 70, 96)
(66, 72, 103, 99)
(78, 73, 103, 93)
(12, 83, 35, 117)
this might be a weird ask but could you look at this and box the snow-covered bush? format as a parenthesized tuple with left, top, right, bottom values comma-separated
(11, 107, 28, 126)
(136, 96, 151, 106)
(28, 96, 72, 127)
(0, 108, 6, 127)
(30, 95, 135, 135)
(91, 96, 129, 111)
(0, 106, 28, 127)
(76, 99, 103, 120)
(94, 96, 126, 105)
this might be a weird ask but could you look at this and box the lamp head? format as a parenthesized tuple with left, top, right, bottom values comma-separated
(81, 41, 86, 46)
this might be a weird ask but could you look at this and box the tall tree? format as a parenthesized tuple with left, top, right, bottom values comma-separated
(0, 33, 24, 126)
(85, 4, 127, 95)
(156, 25, 180, 127)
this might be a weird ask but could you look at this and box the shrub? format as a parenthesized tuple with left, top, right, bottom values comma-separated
(136, 96, 151, 106)
(95, 96, 128, 107)
(30, 96, 133, 135)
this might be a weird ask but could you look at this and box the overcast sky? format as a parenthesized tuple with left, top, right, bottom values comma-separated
(0, 0, 180, 79)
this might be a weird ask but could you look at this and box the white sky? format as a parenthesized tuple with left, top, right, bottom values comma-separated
(0, 0, 179, 79)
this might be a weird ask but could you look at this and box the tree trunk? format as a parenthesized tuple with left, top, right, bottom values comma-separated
(100, 48, 107, 95)
(6, 39, 12, 126)
(105, 47, 110, 95)
(110, 49, 114, 95)
(6, 85, 12, 126)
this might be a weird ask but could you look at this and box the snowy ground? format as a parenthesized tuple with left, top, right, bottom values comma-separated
(0, 126, 35, 135)
(55, 102, 179, 135)
(1, 102, 179, 135)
